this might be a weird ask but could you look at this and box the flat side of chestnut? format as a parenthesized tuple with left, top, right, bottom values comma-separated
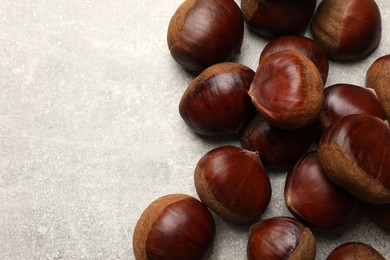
(327, 242, 386, 260)
(179, 62, 255, 135)
(167, 0, 244, 71)
(194, 146, 271, 222)
(318, 115, 390, 204)
(249, 50, 323, 129)
(366, 55, 390, 119)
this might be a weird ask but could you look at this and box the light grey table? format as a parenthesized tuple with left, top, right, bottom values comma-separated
(1, 0, 389, 259)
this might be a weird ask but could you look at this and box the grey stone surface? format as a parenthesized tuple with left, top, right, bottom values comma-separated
(1, 0, 390, 259)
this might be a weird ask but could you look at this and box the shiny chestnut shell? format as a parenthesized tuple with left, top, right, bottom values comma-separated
(249, 50, 324, 129)
(241, 113, 314, 167)
(167, 0, 244, 72)
(311, 0, 381, 60)
(133, 194, 215, 260)
(327, 242, 386, 260)
(319, 84, 386, 130)
(247, 217, 316, 260)
(241, 0, 316, 38)
(366, 54, 390, 119)
(260, 35, 329, 84)
(194, 145, 271, 222)
(318, 114, 390, 204)
(285, 151, 356, 228)
(179, 62, 255, 136)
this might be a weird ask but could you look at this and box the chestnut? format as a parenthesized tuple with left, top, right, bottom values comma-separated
(247, 217, 316, 260)
(366, 54, 390, 119)
(249, 50, 324, 129)
(318, 114, 390, 204)
(241, 0, 316, 38)
(194, 145, 271, 222)
(319, 84, 386, 131)
(133, 194, 215, 260)
(241, 113, 314, 167)
(260, 35, 329, 84)
(179, 62, 255, 136)
(167, 0, 244, 72)
(327, 242, 386, 260)
(285, 151, 357, 228)
(310, 0, 381, 60)
(362, 202, 390, 229)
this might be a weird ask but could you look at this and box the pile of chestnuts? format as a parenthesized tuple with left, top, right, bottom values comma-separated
(134, 0, 390, 258)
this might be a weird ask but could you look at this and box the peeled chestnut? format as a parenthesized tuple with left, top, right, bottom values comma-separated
(179, 62, 255, 136)
(167, 0, 244, 72)
(318, 114, 390, 204)
(319, 84, 386, 130)
(194, 145, 271, 222)
(311, 0, 381, 60)
(327, 242, 386, 260)
(241, 0, 316, 38)
(247, 217, 316, 260)
(285, 151, 356, 228)
(241, 113, 314, 167)
(260, 35, 329, 84)
(133, 194, 215, 260)
(362, 202, 390, 229)
(249, 50, 324, 129)
(366, 54, 390, 119)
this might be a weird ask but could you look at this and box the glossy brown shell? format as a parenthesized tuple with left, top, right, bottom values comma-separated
(327, 242, 386, 260)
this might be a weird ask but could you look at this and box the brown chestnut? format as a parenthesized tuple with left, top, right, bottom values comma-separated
(318, 114, 390, 204)
(362, 202, 390, 229)
(133, 194, 215, 260)
(194, 145, 271, 222)
(249, 50, 324, 129)
(285, 151, 357, 228)
(167, 0, 244, 72)
(179, 62, 255, 136)
(366, 54, 390, 119)
(310, 0, 381, 60)
(241, 113, 314, 167)
(260, 35, 329, 84)
(327, 242, 386, 260)
(241, 0, 316, 38)
(247, 216, 316, 260)
(319, 84, 386, 130)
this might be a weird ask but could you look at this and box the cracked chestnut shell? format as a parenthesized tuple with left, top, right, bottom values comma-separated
(249, 50, 324, 129)
(241, 0, 316, 38)
(310, 0, 381, 60)
(247, 217, 316, 260)
(133, 194, 215, 260)
(318, 114, 390, 204)
(319, 84, 386, 130)
(366, 54, 390, 119)
(179, 62, 255, 136)
(285, 151, 356, 228)
(260, 35, 329, 84)
(167, 0, 244, 72)
(194, 145, 271, 222)
(241, 113, 314, 167)
(327, 242, 386, 260)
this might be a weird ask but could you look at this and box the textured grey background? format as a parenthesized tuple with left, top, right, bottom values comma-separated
(1, 0, 390, 259)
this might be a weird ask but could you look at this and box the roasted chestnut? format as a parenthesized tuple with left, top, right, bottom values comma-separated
(247, 216, 316, 260)
(366, 54, 390, 119)
(362, 202, 390, 229)
(241, 0, 316, 38)
(179, 62, 255, 136)
(249, 50, 324, 129)
(318, 114, 390, 204)
(327, 242, 386, 260)
(311, 0, 382, 60)
(194, 145, 271, 222)
(167, 0, 244, 72)
(133, 194, 215, 260)
(260, 35, 329, 84)
(318, 84, 386, 130)
(285, 151, 357, 228)
(241, 113, 314, 167)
